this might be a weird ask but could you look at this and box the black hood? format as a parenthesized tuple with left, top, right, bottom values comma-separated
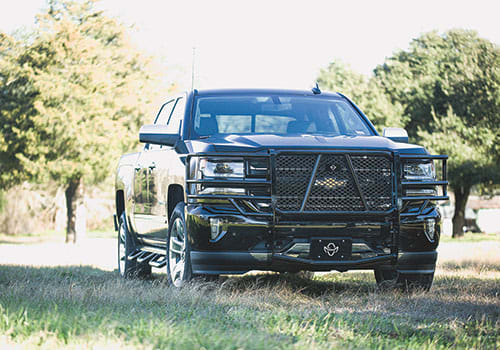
(187, 134, 427, 154)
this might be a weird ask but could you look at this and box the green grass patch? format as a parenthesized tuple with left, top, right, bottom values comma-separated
(0, 265, 498, 349)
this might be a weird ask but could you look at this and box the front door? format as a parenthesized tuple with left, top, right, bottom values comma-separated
(147, 96, 186, 243)
(132, 147, 152, 236)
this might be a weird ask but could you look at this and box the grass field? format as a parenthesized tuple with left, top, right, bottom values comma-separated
(0, 234, 498, 349)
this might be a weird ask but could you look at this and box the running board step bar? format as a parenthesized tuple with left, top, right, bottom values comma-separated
(127, 247, 167, 268)
(137, 251, 156, 264)
(149, 257, 166, 268)
(128, 250, 143, 260)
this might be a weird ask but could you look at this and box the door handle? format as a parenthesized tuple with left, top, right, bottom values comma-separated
(148, 162, 156, 169)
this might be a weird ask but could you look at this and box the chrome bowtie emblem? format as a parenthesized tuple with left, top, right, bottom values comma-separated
(323, 242, 339, 257)
(329, 164, 337, 171)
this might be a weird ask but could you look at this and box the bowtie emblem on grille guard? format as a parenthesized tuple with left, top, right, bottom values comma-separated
(323, 242, 339, 257)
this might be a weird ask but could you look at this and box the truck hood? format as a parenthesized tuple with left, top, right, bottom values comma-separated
(187, 134, 427, 154)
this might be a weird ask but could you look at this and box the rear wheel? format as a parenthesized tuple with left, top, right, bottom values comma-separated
(117, 213, 151, 278)
(166, 203, 193, 287)
(374, 267, 434, 291)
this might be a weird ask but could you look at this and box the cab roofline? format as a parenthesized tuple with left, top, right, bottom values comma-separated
(193, 88, 342, 98)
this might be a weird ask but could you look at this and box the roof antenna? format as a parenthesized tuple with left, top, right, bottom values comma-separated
(312, 82, 321, 95)
(191, 47, 196, 91)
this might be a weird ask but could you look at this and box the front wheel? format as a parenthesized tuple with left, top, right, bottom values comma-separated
(166, 202, 193, 287)
(374, 267, 434, 291)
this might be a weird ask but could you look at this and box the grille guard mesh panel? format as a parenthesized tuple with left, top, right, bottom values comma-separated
(275, 153, 393, 212)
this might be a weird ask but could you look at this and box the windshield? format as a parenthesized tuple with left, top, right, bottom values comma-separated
(192, 95, 373, 138)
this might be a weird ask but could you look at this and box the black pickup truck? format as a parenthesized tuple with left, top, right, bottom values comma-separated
(114, 88, 448, 290)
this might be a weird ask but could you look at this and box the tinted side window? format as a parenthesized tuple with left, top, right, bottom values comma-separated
(155, 100, 175, 125)
(166, 97, 186, 134)
(148, 99, 175, 150)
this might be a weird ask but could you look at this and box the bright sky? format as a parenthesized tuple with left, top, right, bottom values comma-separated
(1, 0, 499, 91)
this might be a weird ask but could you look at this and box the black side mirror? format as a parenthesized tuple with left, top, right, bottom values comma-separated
(139, 124, 179, 147)
(383, 127, 408, 143)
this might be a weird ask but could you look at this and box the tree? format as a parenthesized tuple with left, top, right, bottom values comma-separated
(419, 107, 499, 237)
(0, 0, 159, 242)
(0, 33, 40, 189)
(374, 30, 500, 237)
(317, 60, 405, 131)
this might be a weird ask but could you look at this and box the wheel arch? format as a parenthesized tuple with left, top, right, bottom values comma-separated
(167, 184, 185, 222)
(116, 189, 125, 218)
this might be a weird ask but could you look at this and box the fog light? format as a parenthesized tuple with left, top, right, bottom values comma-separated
(210, 218, 222, 240)
(424, 218, 436, 242)
(199, 187, 245, 195)
(405, 188, 437, 196)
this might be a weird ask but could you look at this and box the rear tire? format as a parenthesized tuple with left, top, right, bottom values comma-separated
(117, 213, 151, 278)
(374, 267, 434, 291)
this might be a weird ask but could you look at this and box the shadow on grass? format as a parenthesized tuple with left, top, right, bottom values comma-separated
(214, 272, 376, 297)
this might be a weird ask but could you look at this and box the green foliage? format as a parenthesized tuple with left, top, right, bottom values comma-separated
(375, 29, 500, 143)
(418, 106, 499, 189)
(0, 0, 159, 189)
(0, 33, 40, 188)
(317, 60, 405, 132)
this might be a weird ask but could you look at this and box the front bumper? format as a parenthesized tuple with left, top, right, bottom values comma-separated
(187, 204, 442, 275)
(190, 250, 438, 275)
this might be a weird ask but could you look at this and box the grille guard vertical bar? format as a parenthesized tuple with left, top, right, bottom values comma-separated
(299, 154, 322, 212)
(345, 154, 369, 211)
(392, 152, 401, 258)
(269, 150, 278, 253)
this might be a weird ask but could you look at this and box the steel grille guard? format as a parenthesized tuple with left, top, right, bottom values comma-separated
(185, 151, 449, 218)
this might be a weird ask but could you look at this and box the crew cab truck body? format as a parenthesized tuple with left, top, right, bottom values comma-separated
(115, 88, 448, 290)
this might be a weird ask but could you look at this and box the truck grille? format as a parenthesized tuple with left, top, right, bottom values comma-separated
(275, 154, 393, 212)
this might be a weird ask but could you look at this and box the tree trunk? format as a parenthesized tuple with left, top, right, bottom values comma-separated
(452, 185, 470, 238)
(65, 178, 83, 243)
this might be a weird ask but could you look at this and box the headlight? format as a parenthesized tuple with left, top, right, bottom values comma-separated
(198, 159, 244, 178)
(404, 161, 435, 181)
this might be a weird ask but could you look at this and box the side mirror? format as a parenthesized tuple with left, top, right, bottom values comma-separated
(383, 127, 408, 143)
(139, 124, 179, 147)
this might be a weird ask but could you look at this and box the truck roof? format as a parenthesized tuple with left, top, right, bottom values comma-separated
(194, 88, 342, 98)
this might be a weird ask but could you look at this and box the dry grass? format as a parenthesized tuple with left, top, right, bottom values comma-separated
(0, 235, 498, 349)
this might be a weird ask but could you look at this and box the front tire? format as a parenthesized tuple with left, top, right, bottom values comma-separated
(117, 213, 151, 278)
(374, 267, 434, 291)
(166, 202, 193, 287)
